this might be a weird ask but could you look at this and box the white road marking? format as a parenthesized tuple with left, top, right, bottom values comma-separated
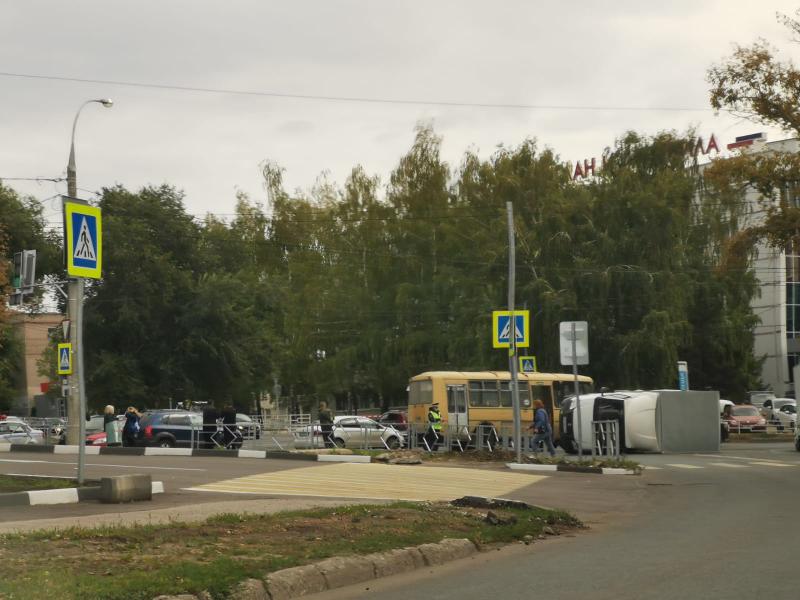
(0, 458, 205, 471)
(665, 464, 704, 469)
(708, 462, 748, 468)
(190, 462, 546, 502)
(748, 461, 795, 467)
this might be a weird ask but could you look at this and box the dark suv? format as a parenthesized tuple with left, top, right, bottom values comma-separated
(137, 410, 203, 448)
(138, 410, 246, 449)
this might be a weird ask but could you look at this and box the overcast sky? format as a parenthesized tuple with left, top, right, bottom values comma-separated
(2, 0, 799, 227)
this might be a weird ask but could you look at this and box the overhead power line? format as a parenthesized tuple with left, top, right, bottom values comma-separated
(0, 71, 714, 112)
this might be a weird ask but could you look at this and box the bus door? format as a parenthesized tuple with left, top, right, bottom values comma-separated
(447, 384, 468, 434)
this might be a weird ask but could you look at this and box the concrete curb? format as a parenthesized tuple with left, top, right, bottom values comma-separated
(2, 443, 374, 464)
(506, 462, 638, 475)
(260, 538, 477, 600)
(151, 538, 480, 599)
(0, 481, 164, 507)
(316, 454, 371, 463)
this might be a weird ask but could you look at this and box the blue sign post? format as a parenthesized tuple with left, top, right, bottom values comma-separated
(678, 361, 689, 391)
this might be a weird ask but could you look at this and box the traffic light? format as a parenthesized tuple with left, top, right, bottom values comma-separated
(10, 250, 37, 304)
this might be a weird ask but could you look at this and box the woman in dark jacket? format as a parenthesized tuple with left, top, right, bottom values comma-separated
(122, 406, 141, 447)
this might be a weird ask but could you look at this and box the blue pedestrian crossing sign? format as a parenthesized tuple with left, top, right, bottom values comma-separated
(519, 356, 538, 373)
(492, 310, 530, 349)
(57, 343, 73, 375)
(64, 201, 102, 279)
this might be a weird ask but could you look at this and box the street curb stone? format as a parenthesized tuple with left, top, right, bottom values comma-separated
(264, 564, 328, 600)
(229, 578, 268, 600)
(417, 538, 478, 565)
(315, 555, 376, 589)
(249, 538, 475, 600)
(0, 481, 163, 507)
(506, 462, 638, 476)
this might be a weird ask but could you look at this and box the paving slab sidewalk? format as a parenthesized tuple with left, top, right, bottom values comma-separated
(0, 497, 385, 534)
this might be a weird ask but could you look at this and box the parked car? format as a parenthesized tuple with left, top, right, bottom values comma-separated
(294, 415, 405, 449)
(137, 410, 208, 448)
(772, 403, 796, 431)
(723, 404, 767, 433)
(85, 415, 124, 446)
(236, 413, 261, 440)
(0, 420, 45, 445)
(760, 398, 796, 421)
(378, 410, 408, 432)
(330, 416, 405, 450)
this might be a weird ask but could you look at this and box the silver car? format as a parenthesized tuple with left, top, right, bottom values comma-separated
(330, 416, 405, 450)
(0, 421, 45, 445)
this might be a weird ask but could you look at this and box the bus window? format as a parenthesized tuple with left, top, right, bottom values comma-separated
(499, 382, 512, 407)
(409, 380, 433, 405)
(468, 380, 499, 407)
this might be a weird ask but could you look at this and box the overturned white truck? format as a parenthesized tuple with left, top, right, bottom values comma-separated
(559, 389, 720, 454)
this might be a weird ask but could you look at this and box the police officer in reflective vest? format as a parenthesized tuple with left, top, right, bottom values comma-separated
(427, 404, 442, 451)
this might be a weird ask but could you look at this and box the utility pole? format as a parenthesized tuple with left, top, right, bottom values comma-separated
(64, 99, 113, 484)
(507, 202, 522, 464)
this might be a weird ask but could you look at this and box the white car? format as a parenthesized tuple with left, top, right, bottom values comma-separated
(760, 398, 795, 426)
(294, 415, 405, 449)
(0, 420, 45, 445)
(771, 403, 796, 431)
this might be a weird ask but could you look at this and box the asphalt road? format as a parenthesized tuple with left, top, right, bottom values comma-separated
(3, 442, 798, 600)
(311, 443, 800, 600)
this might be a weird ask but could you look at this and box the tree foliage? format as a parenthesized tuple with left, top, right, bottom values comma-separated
(2, 126, 765, 411)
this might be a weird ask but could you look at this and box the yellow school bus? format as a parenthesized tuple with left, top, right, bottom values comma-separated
(407, 371, 594, 443)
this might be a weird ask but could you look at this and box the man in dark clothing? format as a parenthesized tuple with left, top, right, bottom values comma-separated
(318, 401, 334, 448)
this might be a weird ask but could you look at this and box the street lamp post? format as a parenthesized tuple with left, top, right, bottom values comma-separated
(64, 99, 112, 484)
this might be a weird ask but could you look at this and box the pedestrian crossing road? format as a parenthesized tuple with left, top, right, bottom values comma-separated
(186, 462, 548, 501)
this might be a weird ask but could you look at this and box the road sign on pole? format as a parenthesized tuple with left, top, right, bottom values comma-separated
(57, 343, 73, 375)
(559, 321, 589, 365)
(519, 356, 538, 373)
(64, 201, 102, 279)
(492, 310, 530, 348)
(677, 361, 689, 391)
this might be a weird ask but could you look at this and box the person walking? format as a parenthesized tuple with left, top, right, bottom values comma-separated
(528, 399, 556, 457)
(318, 401, 334, 448)
(103, 405, 121, 447)
(122, 406, 141, 447)
(426, 403, 442, 451)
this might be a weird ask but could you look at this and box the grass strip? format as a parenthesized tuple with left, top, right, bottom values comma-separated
(0, 502, 580, 600)
(0, 474, 87, 494)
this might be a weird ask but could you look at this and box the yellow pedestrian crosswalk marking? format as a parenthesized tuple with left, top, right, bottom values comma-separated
(749, 461, 795, 468)
(665, 464, 704, 469)
(188, 463, 547, 502)
(708, 462, 748, 469)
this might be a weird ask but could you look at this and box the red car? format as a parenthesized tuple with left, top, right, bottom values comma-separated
(723, 404, 767, 433)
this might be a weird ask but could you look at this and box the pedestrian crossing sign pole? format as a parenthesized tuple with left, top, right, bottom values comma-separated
(57, 343, 73, 375)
